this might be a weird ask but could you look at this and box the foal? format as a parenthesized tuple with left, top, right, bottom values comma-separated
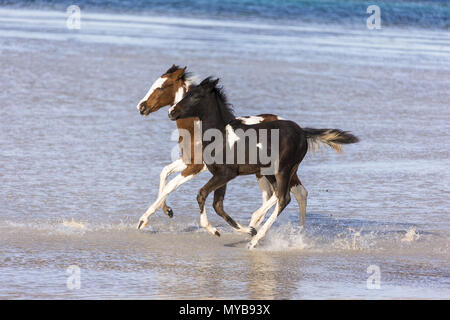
(169, 78, 359, 249)
(136, 65, 308, 231)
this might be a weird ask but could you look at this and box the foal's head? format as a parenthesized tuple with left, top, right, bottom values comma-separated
(168, 77, 223, 121)
(136, 65, 189, 116)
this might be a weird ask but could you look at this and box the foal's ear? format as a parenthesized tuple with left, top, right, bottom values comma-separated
(171, 66, 186, 79)
(211, 78, 219, 87)
(200, 77, 219, 89)
(165, 64, 177, 74)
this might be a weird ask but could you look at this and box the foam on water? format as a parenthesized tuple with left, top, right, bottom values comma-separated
(62, 218, 86, 230)
(2, 218, 444, 256)
(401, 226, 421, 243)
(259, 224, 309, 251)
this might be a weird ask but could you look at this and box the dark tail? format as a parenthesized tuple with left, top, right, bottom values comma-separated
(303, 128, 359, 153)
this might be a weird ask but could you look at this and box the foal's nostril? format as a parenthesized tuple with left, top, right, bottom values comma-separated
(168, 110, 177, 120)
(139, 102, 146, 112)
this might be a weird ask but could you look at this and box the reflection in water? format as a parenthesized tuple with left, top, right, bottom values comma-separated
(247, 252, 277, 299)
(247, 252, 303, 299)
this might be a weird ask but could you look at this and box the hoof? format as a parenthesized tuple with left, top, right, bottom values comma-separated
(247, 242, 256, 250)
(165, 207, 174, 218)
(249, 227, 257, 237)
(214, 230, 221, 237)
(137, 219, 148, 230)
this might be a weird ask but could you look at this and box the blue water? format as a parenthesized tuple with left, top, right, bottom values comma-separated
(0, 1, 449, 299)
(1, 0, 449, 29)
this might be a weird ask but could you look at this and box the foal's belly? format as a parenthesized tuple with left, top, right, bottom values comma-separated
(206, 164, 261, 176)
(238, 164, 269, 175)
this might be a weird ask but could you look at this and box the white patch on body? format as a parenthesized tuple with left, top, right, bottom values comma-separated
(237, 116, 265, 125)
(225, 124, 240, 148)
(136, 77, 167, 110)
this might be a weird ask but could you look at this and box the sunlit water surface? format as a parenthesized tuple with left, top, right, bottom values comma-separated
(0, 7, 449, 299)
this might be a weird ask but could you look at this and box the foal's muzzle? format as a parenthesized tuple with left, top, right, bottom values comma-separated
(168, 109, 178, 121)
(138, 102, 147, 115)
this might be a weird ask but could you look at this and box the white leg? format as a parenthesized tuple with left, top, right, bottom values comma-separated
(249, 194, 278, 229)
(291, 184, 308, 227)
(137, 172, 196, 229)
(257, 176, 273, 203)
(200, 206, 220, 236)
(159, 159, 185, 198)
(158, 159, 186, 213)
(248, 177, 273, 228)
(248, 201, 280, 250)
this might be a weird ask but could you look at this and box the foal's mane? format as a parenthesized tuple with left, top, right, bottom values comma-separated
(165, 65, 194, 83)
(202, 77, 235, 125)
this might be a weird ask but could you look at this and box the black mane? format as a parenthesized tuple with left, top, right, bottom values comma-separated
(202, 77, 235, 124)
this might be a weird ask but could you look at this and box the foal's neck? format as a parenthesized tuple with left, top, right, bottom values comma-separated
(175, 79, 199, 133)
(199, 93, 233, 134)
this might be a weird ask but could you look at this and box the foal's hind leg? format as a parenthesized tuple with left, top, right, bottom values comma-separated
(248, 170, 292, 249)
(249, 175, 278, 228)
(252, 174, 307, 228)
(289, 174, 308, 227)
(213, 185, 256, 236)
(257, 174, 273, 204)
(158, 158, 186, 218)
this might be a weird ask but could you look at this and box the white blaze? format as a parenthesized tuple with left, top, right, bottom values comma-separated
(136, 77, 167, 110)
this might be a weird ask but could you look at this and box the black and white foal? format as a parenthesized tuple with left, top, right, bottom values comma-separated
(169, 78, 358, 249)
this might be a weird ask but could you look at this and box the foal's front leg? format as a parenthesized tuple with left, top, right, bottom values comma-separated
(213, 185, 256, 236)
(197, 174, 236, 237)
(158, 158, 186, 218)
(137, 172, 195, 229)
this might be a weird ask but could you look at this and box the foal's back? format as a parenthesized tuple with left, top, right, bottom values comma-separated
(219, 119, 308, 174)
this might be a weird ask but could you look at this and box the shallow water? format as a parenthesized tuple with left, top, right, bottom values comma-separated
(0, 7, 449, 299)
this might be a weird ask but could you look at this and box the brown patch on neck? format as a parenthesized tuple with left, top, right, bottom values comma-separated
(176, 117, 202, 165)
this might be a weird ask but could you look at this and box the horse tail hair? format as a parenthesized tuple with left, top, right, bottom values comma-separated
(303, 128, 359, 153)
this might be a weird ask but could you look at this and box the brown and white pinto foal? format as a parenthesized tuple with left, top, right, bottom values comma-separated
(135, 65, 308, 233)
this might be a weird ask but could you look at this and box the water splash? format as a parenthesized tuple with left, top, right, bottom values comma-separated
(333, 227, 364, 251)
(260, 224, 309, 251)
(62, 218, 86, 230)
(401, 227, 420, 243)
